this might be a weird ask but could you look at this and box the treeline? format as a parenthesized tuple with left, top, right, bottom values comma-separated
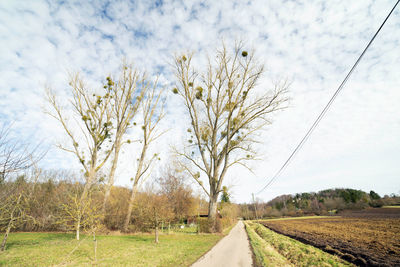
(0, 168, 238, 234)
(240, 188, 400, 219)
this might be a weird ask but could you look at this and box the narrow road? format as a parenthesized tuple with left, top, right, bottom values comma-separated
(191, 220, 253, 267)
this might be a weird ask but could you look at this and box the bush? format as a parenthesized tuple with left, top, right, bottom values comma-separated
(369, 199, 384, 208)
(197, 217, 211, 233)
(197, 217, 223, 233)
(220, 217, 233, 229)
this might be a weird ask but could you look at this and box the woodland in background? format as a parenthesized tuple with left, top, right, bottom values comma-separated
(0, 168, 239, 234)
(3, 166, 398, 234)
(240, 188, 400, 220)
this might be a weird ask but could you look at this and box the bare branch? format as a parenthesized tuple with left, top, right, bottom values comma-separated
(172, 41, 289, 226)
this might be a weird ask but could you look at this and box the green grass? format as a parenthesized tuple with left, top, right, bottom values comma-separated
(164, 224, 198, 234)
(382, 205, 400, 208)
(244, 222, 290, 267)
(0, 232, 223, 266)
(245, 222, 353, 267)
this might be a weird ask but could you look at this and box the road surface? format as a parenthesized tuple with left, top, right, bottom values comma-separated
(191, 220, 253, 267)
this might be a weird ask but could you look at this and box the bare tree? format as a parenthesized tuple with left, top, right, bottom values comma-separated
(0, 123, 44, 251)
(102, 64, 146, 214)
(158, 166, 195, 222)
(57, 187, 101, 243)
(0, 161, 41, 251)
(150, 193, 173, 243)
(0, 189, 25, 251)
(172, 42, 289, 231)
(46, 73, 114, 240)
(122, 82, 166, 232)
(128, 187, 173, 242)
(0, 123, 44, 183)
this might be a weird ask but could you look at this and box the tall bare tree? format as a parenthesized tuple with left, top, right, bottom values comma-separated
(46, 73, 114, 240)
(102, 64, 146, 214)
(172, 42, 289, 231)
(122, 82, 166, 232)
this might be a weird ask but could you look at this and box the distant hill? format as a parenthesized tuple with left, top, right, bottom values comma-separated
(240, 188, 400, 220)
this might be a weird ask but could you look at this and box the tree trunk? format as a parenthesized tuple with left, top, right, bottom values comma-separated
(76, 218, 80, 241)
(123, 182, 138, 232)
(1, 218, 13, 251)
(155, 224, 159, 244)
(154, 209, 159, 244)
(102, 185, 111, 218)
(93, 229, 97, 264)
(76, 188, 86, 241)
(208, 194, 219, 233)
(77, 166, 95, 240)
(123, 142, 148, 232)
(102, 141, 121, 215)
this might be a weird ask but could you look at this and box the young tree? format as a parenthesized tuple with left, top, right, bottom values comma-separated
(220, 186, 230, 203)
(102, 64, 146, 214)
(1, 189, 26, 251)
(0, 163, 41, 251)
(172, 42, 289, 231)
(158, 167, 195, 222)
(57, 186, 101, 243)
(150, 194, 173, 243)
(122, 82, 166, 232)
(0, 124, 44, 251)
(46, 73, 114, 240)
(129, 190, 173, 242)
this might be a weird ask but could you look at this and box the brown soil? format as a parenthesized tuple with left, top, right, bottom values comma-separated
(260, 208, 400, 267)
(339, 207, 400, 218)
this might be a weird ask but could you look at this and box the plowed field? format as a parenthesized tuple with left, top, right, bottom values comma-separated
(260, 208, 400, 266)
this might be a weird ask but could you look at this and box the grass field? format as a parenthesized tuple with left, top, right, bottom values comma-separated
(245, 222, 352, 267)
(0, 232, 223, 266)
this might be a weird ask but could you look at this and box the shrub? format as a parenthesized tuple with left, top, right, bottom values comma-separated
(369, 199, 384, 208)
(220, 217, 233, 229)
(197, 217, 223, 233)
(197, 217, 211, 233)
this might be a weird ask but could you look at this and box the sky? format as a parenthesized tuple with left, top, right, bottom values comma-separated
(0, 0, 399, 203)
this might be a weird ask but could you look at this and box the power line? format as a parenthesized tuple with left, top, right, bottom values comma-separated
(256, 0, 400, 195)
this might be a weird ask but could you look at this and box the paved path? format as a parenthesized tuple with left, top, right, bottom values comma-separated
(191, 220, 253, 267)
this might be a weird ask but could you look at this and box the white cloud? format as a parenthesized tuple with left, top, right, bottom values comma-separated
(0, 0, 399, 203)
